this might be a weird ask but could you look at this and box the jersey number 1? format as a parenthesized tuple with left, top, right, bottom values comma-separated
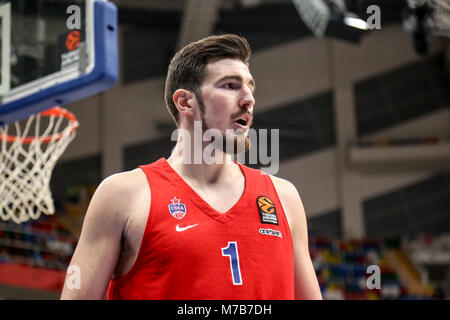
(221, 241, 243, 285)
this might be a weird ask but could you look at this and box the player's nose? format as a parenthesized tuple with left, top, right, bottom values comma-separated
(239, 86, 255, 111)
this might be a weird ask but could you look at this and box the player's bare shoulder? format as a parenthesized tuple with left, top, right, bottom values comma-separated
(269, 175, 301, 204)
(102, 169, 148, 200)
(268, 174, 305, 231)
(87, 169, 150, 226)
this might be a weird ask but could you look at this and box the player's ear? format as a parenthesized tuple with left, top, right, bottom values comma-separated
(173, 89, 194, 117)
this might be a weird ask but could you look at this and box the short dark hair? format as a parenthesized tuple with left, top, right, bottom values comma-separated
(164, 34, 251, 125)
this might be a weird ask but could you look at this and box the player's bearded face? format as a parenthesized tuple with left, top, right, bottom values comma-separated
(196, 94, 252, 154)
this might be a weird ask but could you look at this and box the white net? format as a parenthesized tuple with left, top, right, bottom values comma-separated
(0, 107, 78, 224)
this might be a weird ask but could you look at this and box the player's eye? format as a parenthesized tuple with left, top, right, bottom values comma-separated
(224, 82, 239, 89)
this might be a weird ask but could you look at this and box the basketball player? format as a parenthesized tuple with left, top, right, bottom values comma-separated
(61, 34, 322, 300)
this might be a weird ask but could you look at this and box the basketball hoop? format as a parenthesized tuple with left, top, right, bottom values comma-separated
(0, 107, 79, 224)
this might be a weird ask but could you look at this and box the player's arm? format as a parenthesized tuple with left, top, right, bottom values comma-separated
(60, 173, 133, 299)
(271, 176, 322, 300)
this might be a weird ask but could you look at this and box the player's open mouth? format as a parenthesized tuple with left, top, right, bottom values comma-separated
(233, 114, 251, 130)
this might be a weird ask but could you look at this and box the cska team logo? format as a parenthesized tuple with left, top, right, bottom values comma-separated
(168, 197, 187, 220)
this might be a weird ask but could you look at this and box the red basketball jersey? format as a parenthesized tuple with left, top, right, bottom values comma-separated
(107, 158, 294, 299)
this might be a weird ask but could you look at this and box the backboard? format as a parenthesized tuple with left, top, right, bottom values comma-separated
(0, 0, 118, 126)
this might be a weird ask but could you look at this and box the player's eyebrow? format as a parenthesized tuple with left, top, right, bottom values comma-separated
(216, 75, 256, 92)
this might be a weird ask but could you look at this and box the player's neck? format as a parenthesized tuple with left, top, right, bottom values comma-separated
(167, 137, 238, 185)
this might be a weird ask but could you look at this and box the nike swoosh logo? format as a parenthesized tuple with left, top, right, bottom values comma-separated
(176, 224, 199, 232)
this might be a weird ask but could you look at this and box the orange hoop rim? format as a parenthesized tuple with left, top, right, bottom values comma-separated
(0, 106, 79, 144)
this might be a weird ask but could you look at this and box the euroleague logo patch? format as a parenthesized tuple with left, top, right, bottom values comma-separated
(256, 195, 278, 225)
(168, 197, 187, 220)
(65, 30, 81, 51)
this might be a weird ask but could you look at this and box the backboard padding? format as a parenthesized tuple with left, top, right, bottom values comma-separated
(0, 0, 118, 126)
